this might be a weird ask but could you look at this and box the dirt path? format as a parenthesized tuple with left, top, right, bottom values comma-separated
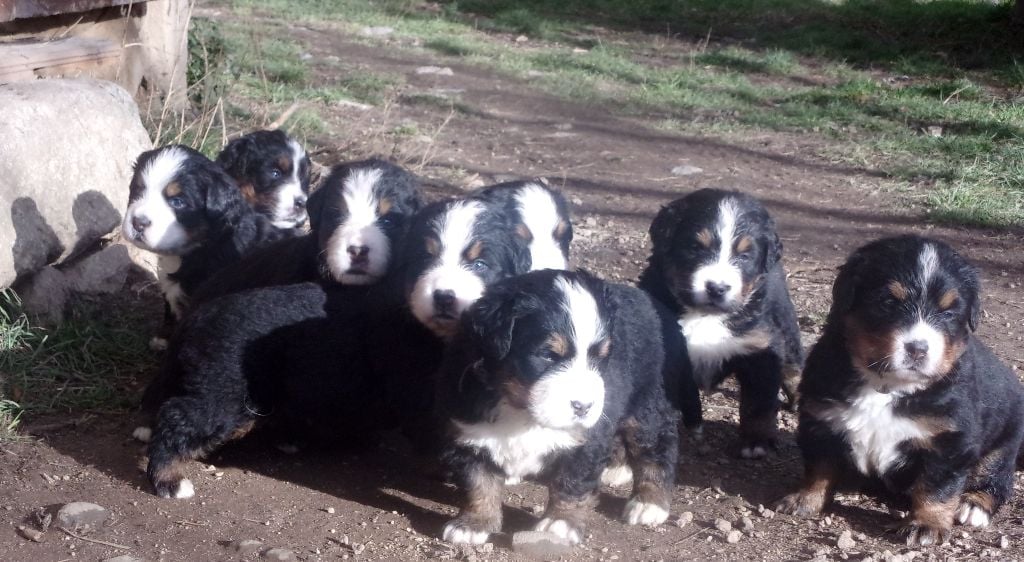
(3, 12, 1023, 562)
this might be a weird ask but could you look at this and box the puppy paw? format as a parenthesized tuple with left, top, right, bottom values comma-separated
(442, 518, 493, 545)
(775, 492, 824, 518)
(739, 444, 769, 459)
(900, 520, 951, 547)
(154, 477, 194, 500)
(132, 426, 152, 443)
(535, 518, 584, 544)
(956, 502, 991, 528)
(623, 497, 669, 526)
(600, 464, 634, 488)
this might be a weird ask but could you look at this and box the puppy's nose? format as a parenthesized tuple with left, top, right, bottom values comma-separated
(131, 216, 151, 233)
(294, 195, 307, 209)
(433, 290, 456, 313)
(570, 400, 592, 418)
(705, 281, 731, 301)
(904, 340, 929, 361)
(347, 245, 370, 259)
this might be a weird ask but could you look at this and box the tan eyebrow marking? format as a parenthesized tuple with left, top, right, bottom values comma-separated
(164, 182, 182, 197)
(425, 237, 440, 257)
(464, 240, 484, 261)
(938, 289, 959, 311)
(378, 198, 393, 216)
(888, 280, 908, 301)
(547, 333, 568, 357)
(735, 235, 753, 253)
(515, 223, 533, 241)
(696, 229, 713, 248)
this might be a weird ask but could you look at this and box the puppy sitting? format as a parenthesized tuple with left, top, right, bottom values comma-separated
(215, 130, 311, 229)
(121, 145, 296, 349)
(639, 188, 803, 458)
(471, 179, 573, 270)
(776, 235, 1024, 546)
(439, 270, 679, 546)
(143, 195, 534, 498)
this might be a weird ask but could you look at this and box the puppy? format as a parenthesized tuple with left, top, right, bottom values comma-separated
(143, 196, 533, 498)
(121, 145, 295, 348)
(438, 270, 679, 546)
(639, 188, 804, 458)
(776, 235, 1024, 546)
(215, 130, 311, 229)
(471, 179, 573, 270)
(190, 158, 423, 303)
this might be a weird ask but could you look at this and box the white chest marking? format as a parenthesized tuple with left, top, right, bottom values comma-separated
(455, 402, 580, 480)
(157, 255, 187, 318)
(678, 313, 764, 388)
(818, 387, 931, 475)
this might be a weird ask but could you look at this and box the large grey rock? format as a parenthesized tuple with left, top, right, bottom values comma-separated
(0, 79, 153, 288)
(55, 501, 111, 533)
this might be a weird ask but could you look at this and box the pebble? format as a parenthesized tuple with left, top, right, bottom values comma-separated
(671, 165, 703, 176)
(837, 529, 856, 550)
(415, 66, 454, 76)
(740, 516, 754, 531)
(511, 531, 574, 558)
(726, 530, 742, 544)
(232, 539, 264, 553)
(515, 35, 528, 43)
(325, 507, 335, 514)
(56, 502, 110, 533)
(714, 518, 732, 532)
(263, 547, 297, 561)
(361, 26, 394, 37)
(999, 535, 1010, 549)
(676, 511, 694, 528)
(101, 557, 143, 562)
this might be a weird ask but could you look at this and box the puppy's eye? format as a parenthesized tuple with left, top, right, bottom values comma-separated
(469, 259, 490, 272)
(168, 197, 186, 210)
(378, 214, 394, 227)
(270, 168, 282, 179)
(540, 348, 562, 362)
(735, 252, 752, 263)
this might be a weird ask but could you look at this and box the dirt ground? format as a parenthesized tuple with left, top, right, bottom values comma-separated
(3, 9, 1024, 562)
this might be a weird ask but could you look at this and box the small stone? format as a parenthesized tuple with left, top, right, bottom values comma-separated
(361, 26, 394, 37)
(925, 125, 943, 137)
(232, 539, 263, 553)
(671, 165, 703, 176)
(325, 507, 336, 514)
(16, 525, 43, 542)
(999, 535, 1010, 549)
(479, 543, 494, 553)
(101, 557, 143, 562)
(56, 502, 110, 533)
(676, 511, 694, 528)
(726, 530, 742, 544)
(511, 531, 574, 558)
(740, 516, 754, 531)
(415, 66, 454, 76)
(758, 507, 775, 519)
(263, 548, 297, 561)
(837, 529, 856, 550)
(714, 518, 732, 532)
(515, 35, 528, 43)
(572, 47, 588, 53)
(299, 52, 313, 61)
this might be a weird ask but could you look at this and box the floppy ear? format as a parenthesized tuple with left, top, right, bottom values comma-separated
(830, 249, 867, 318)
(648, 201, 683, 253)
(204, 164, 248, 229)
(305, 184, 328, 235)
(963, 263, 982, 332)
(466, 285, 540, 367)
(762, 215, 783, 271)
(215, 136, 254, 177)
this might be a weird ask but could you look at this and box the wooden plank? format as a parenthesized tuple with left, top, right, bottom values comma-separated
(0, 0, 148, 23)
(0, 37, 120, 82)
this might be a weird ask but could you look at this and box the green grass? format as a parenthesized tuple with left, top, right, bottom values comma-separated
(0, 289, 153, 436)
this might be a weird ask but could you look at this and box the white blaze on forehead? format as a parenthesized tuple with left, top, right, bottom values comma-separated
(122, 147, 190, 254)
(527, 276, 606, 429)
(409, 201, 487, 333)
(690, 197, 744, 307)
(325, 167, 388, 284)
(268, 139, 308, 228)
(918, 243, 939, 285)
(515, 184, 567, 271)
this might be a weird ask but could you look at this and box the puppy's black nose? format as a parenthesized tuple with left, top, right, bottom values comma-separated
(705, 281, 731, 300)
(570, 400, 592, 418)
(433, 290, 457, 313)
(904, 340, 929, 361)
(347, 245, 370, 259)
(131, 216, 151, 233)
(294, 195, 307, 209)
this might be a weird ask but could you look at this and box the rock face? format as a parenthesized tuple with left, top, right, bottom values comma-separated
(55, 501, 111, 533)
(0, 78, 153, 289)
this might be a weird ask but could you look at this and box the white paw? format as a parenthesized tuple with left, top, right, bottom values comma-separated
(504, 476, 522, 485)
(442, 521, 490, 545)
(956, 504, 990, 528)
(535, 518, 582, 544)
(132, 426, 152, 443)
(275, 443, 300, 454)
(148, 337, 169, 352)
(740, 445, 767, 459)
(600, 464, 633, 488)
(623, 498, 669, 526)
(173, 478, 195, 499)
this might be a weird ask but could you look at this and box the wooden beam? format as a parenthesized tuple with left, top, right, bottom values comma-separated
(0, 0, 148, 23)
(0, 37, 121, 83)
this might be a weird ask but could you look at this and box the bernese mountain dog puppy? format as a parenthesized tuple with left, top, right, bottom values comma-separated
(143, 195, 534, 499)
(438, 269, 679, 546)
(776, 235, 1024, 547)
(639, 188, 804, 458)
(121, 145, 296, 348)
(215, 130, 312, 229)
(471, 178, 573, 270)
(190, 158, 423, 303)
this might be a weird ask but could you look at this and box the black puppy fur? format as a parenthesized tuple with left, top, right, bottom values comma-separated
(438, 270, 679, 546)
(471, 178, 573, 270)
(121, 145, 296, 347)
(776, 235, 1024, 547)
(215, 130, 312, 229)
(190, 158, 423, 304)
(639, 188, 803, 458)
(143, 195, 534, 498)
